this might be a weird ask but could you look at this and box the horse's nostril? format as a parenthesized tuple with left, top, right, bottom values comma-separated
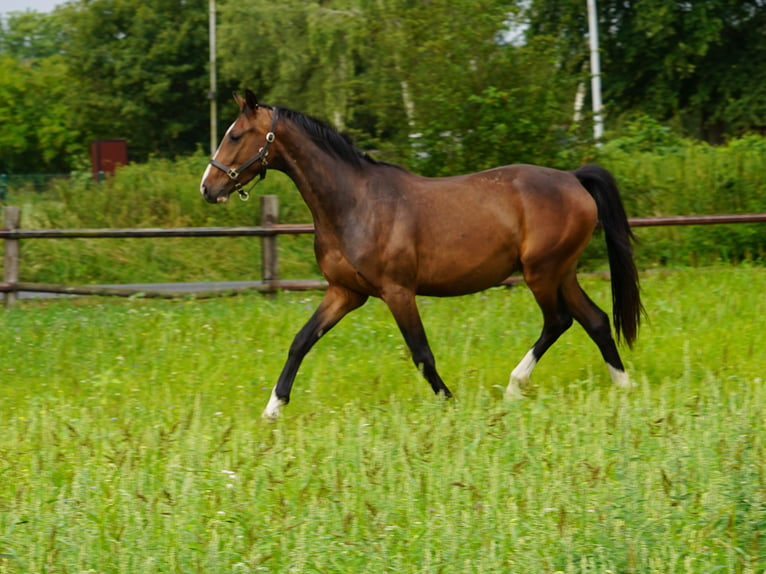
(200, 183, 219, 204)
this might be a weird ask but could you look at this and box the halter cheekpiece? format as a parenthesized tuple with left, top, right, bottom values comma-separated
(208, 107, 279, 201)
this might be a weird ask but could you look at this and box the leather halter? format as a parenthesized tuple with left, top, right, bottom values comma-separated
(208, 107, 279, 201)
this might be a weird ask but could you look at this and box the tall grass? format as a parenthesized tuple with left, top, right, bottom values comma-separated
(1, 268, 765, 572)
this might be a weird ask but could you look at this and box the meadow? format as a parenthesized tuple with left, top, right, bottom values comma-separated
(1, 267, 765, 573)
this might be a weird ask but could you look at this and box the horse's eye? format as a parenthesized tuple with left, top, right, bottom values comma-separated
(230, 132, 242, 142)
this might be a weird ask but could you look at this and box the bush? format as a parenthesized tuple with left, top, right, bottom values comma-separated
(4, 132, 766, 286)
(8, 153, 318, 285)
(591, 128, 766, 267)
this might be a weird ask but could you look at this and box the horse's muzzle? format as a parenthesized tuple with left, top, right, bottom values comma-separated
(200, 183, 229, 204)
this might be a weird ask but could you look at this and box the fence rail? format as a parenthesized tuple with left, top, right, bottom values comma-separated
(3, 200, 766, 307)
(0, 223, 315, 239)
(627, 213, 766, 227)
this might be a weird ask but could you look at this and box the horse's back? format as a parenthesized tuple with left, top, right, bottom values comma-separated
(411, 163, 597, 247)
(396, 164, 597, 295)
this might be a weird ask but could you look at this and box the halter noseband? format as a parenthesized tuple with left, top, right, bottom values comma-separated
(208, 107, 279, 201)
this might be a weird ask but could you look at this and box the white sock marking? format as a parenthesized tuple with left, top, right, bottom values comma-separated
(506, 349, 537, 400)
(608, 365, 633, 388)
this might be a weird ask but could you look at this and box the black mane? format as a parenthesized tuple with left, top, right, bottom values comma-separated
(275, 106, 399, 170)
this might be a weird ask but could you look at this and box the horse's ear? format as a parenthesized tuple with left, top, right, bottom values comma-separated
(233, 92, 246, 110)
(244, 89, 259, 111)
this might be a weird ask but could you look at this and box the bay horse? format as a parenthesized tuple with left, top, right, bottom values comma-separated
(200, 90, 642, 418)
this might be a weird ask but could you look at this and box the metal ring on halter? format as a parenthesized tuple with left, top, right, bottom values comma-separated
(235, 172, 266, 201)
(233, 180, 251, 201)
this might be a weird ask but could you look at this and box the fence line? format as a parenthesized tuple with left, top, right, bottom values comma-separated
(4, 214, 766, 241)
(3, 200, 766, 307)
(0, 223, 314, 239)
(627, 213, 766, 227)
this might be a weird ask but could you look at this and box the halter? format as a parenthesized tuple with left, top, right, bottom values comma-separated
(208, 108, 279, 201)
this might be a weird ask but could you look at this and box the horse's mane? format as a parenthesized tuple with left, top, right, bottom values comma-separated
(274, 105, 402, 170)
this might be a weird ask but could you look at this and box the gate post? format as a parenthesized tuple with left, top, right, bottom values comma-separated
(260, 195, 279, 291)
(3, 206, 20, 308)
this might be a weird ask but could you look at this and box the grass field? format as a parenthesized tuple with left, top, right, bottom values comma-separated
(1, 267, 765, 573)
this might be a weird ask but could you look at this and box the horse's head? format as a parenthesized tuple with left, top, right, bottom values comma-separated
(200, 90, 278, 204)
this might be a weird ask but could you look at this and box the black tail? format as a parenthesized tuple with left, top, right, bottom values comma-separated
(574, 164, 643, 347)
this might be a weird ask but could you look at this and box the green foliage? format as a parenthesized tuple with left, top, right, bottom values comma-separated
(526, 0, 766, 141)
(0, 34, 85, 173)
(0, 10, 66, 59)
(3, 128, 766, 288)
(461, 38, 591, 171)
(409, 35, 581, 175)
(56, 0, 212, 161)
(1, 269, 765, 571)
(588, 129, 766, 266)
(218, 0, 578, 175)
(603, 115, 686, 154)
(9, 155, 317, 284)
(3, 0, 766, 174)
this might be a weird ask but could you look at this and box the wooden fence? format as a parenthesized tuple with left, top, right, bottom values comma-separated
(2, 198, 766, 307)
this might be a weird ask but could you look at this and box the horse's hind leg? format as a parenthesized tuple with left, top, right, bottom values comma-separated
(560, 273, 631, 388)
(506, 278, 573, 400)
(263, 285, 368, 418)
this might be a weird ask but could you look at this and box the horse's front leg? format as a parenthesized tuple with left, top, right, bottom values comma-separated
(263, 285, 367, 418)
(381, 286, 452, 398)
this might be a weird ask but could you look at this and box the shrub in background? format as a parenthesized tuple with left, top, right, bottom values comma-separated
(3, 131, 765, 285)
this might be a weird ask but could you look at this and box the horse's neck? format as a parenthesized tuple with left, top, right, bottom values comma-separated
(277, 135, 367, 225)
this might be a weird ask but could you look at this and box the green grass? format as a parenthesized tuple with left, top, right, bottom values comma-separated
(1, 268, 765, 572)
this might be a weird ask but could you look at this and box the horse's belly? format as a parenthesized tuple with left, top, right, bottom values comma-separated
(415, 250, 519, 296)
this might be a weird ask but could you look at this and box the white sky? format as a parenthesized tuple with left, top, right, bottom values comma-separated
(1, 0, 62, 15)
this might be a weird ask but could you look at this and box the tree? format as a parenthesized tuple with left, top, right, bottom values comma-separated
(218, 0, 578, 174)
(0, 12, 84, 172)
(57, 0, 212, 160)
(525, 0, 766, 141)
(0, 10, 67, 59)
(217, 0, 367, 127)
(365, 0, 578, 173)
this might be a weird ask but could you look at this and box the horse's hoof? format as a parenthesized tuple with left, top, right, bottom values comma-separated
(503, 376, 527, 401)
(262, 388, 286, 419)
(608, 365, 635, 389)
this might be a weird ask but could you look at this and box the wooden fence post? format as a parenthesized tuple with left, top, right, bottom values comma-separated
(260, 195, 279, 291)
(3, 206, 20, 308)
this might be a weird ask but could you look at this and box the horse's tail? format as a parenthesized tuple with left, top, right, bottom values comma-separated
(573, 164, 643, 347)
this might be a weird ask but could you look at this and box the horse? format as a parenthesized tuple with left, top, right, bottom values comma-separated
(200, 90, 643, 418)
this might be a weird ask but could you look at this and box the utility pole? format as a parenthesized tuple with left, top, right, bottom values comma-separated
(586, 0, 604, 144)
(208, 0, 218, 156)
